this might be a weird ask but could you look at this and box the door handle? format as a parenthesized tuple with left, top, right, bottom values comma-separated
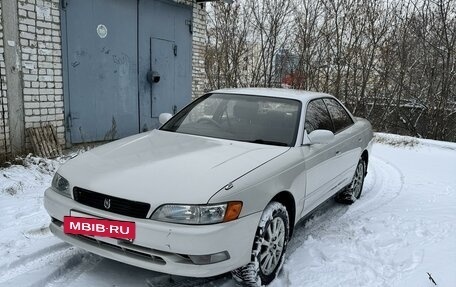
(336, 150, 341, 155)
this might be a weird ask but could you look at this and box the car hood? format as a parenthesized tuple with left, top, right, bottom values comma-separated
(59, 130, 288, 208)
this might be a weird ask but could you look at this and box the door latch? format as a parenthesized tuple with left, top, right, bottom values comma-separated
(66, 113, 72, 128)
(185, 20, 193, 34)
(173, 45, 177, 56)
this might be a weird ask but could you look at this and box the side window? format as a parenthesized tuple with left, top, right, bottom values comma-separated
(305, 99, 334, 134)
(323, 98, 354, 133)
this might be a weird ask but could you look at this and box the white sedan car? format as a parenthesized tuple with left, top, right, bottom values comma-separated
(44, 88, 373, 286)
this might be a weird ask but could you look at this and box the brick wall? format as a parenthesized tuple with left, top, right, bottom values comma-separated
(176, 0, 207, 99)
(0, 1, 10, 160)
(191, 1, 207, 99)
(18, 0, 65, 148)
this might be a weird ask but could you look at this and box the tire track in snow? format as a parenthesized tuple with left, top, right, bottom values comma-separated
(0, 243, 78, 283)
(283, 156, 405, 268)
(0, 242, 69, 273)
(347, 156, 405, 217)
(22, 226, 51, 239)
(285, 156, 402, 255)
(277, 156, 425, 287)
(38, 252, 101, 287)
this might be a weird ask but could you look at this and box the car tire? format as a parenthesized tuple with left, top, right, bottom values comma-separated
(336, 159, 366, 204)
(232, 201, 290, 286)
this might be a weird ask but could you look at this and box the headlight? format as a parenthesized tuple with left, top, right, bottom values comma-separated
(151, 202, 242, 225)
(51, 173, 70, 197)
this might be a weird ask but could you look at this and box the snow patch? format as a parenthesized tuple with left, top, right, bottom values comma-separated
(0, 135, 455, 286)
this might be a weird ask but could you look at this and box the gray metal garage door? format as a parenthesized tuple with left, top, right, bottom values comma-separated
(62, 0, 192, 143)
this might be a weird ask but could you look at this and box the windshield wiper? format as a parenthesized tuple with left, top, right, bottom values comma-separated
(242, 139, 289, 146)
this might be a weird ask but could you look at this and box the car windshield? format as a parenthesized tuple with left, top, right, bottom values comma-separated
(161, 93, 301, 147)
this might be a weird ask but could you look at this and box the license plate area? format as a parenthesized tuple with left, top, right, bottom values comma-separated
(64, 211, 135, 240)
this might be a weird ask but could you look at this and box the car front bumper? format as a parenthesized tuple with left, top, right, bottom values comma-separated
(44, 188, 261, 278)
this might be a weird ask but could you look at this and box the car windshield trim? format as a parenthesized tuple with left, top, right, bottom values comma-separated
(239, 139, 289, 146)
(160, 93, 302, 147)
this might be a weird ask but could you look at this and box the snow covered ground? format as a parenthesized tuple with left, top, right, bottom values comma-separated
(0, 133, 455, 287)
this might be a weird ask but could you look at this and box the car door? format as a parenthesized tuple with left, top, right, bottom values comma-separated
(323, 98, 360, 188)
(300, 98, 341, 215)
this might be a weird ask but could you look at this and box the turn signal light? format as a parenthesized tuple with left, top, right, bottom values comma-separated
(223, 201, 243, 222)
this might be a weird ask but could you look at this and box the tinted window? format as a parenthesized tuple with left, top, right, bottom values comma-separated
(161, 93, 301, 147)
(305, 99, 334, 133)
(323, 98, 354, 132)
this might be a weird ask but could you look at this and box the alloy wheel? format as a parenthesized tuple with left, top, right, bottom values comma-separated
(351, 162, 365, 198)
(259, 217, 286, 275)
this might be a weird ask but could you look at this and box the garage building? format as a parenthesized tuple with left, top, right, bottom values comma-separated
(0, 0, 207, 160)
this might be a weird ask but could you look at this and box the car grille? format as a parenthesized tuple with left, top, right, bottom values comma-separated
(73, 187, 151, 218)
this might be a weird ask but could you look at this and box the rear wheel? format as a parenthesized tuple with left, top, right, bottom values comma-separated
(336, 159, 366, 204)
(232, 202, 290, 286)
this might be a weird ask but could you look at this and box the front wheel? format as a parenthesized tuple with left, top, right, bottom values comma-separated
(232, 202, 290, 286)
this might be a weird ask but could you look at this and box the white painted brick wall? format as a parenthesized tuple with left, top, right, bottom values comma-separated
(174, 0, 207, 99)
(18, 0, 65, 148)
(0, 1, 11, 159)
(191, 1, 207, 99)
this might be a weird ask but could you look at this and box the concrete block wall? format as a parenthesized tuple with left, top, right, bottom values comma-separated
(18, 0, 65, 148)
(0, 1, 10, 159)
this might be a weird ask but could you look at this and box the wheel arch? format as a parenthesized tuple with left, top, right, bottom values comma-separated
(270, 191, 296, 237)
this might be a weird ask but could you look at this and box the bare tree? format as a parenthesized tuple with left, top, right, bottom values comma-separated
(204, 0, 456, 142)
(206, 2, 250, 89)
(246, 0, 295, 87)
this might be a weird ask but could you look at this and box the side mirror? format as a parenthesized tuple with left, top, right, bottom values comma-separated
(307, 129, 335, 144)
(159, 113, 172, 125)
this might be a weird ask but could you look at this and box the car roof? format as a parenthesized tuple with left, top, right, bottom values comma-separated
(210, 88, 334, 102)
